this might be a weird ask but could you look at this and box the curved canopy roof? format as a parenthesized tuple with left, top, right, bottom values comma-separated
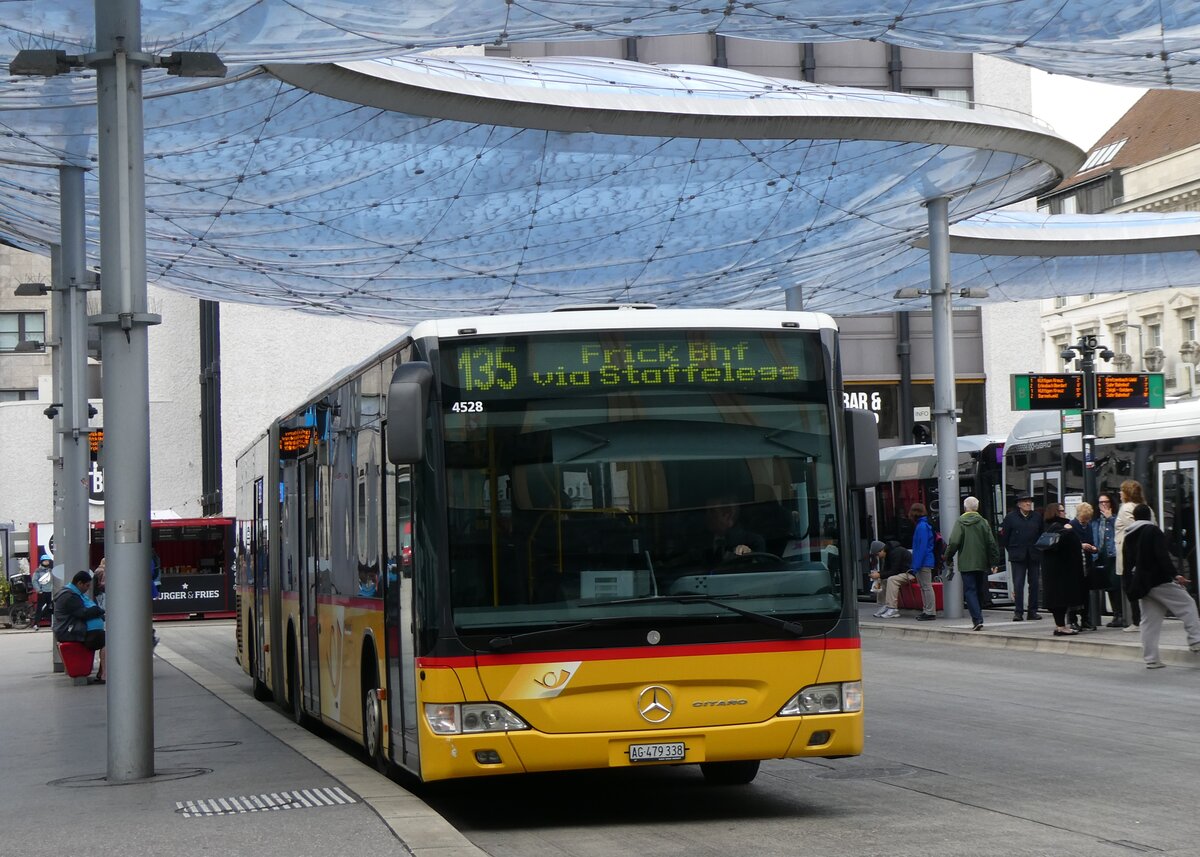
(4, 1, 1200, 89)
(4, 6, 1200, 321)
(813, 211, 1200, 315)
(0, 57, 1079, 320)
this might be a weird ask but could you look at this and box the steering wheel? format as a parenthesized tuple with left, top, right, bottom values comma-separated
(712, 551, 786, 572)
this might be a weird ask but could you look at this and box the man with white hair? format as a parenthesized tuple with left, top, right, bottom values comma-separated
(943, 496, 1001, 631)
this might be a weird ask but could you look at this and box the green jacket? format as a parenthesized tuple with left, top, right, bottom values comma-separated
(944, 511, 1000, 573)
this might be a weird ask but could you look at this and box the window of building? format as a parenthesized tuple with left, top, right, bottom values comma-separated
(1113, 332, 1127, 354)
(903, 87, 971, 106)
(1078, 139, 1127, 173)
(1148, 323, 1162, 347)
(0, 312, 46, 352)
(1060, 196, 1078, 215)
(1183, 317, 1196, 343)
(0, 389, 38, 402)
(1054, 296, 1067, 309)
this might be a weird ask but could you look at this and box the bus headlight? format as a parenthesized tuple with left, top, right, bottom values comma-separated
(778, 681, 863, 716)
(424, 703, 531, 735)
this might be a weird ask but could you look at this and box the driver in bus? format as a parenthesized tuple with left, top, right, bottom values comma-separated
(700, 496, 765, 564)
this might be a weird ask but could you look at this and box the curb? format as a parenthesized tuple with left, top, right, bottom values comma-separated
(860, 621, 1200, 668)
(155, 644, 486, 857)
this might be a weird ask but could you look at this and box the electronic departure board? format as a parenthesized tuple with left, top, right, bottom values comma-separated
(1011, 372, 1165, 411)
(88, 429, 103, 454)
(1096, 373, 1165, 409)
(1011, 373, 1083, 411)
(440, 330, 824, 402)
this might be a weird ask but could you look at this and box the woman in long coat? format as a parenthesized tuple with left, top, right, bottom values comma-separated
(1040, 503, 1087, 636)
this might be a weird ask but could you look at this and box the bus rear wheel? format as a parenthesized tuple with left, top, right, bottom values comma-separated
(363, 685, 388, 774)
(287, 637, 311, 727)
(700, 760, 760, 785)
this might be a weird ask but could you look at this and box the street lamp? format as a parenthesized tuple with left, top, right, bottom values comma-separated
(1060, 334, 1113, 504)
(1062, 335, 1113, 629)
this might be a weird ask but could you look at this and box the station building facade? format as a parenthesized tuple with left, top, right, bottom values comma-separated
(1037, 90, 1200, 399)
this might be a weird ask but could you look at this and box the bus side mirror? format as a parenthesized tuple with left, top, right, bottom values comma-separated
(386, 362, 433, 464)
(845, 407, 880, 490)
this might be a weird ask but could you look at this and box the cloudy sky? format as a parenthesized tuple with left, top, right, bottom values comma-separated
(1030, 70, 1145, 151)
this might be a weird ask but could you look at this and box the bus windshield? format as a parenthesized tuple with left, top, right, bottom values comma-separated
(438, 328, 842, 640)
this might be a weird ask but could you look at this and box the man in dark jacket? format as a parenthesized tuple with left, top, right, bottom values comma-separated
(868, 539, 912, 618)
(1000, 494, 1044, 621)
(1123, 504, 1200, 669)
(52, 569, 105, 647)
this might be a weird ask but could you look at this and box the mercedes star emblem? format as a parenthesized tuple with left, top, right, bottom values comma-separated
(637, 685, 674, 723)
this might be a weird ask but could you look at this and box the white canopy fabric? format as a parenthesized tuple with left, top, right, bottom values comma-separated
(4, 1, 1200, 89)
(4, 5, 1200, 320)
(0, 57, 1078, 320)
(808, 211, 1200, 315)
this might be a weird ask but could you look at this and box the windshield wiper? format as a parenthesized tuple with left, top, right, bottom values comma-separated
(484, 615, 636, 651)
(482, 595, 806, 651)
(596, 594, 805, 637)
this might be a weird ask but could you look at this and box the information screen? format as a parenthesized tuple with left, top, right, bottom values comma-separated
(1012, 373, 1084, 411)
(440, 329, 824, 403)
(1096, 373, 1165, 409)
(279, 427, 315, 456)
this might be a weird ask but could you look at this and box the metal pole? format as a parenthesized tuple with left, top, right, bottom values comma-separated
(897, 312, 913, 444)
(1078, 338, 1103, 627)
(49, 244, 66, 671)
(59, 165, 91, 608)
(927, 197, 963, 620)
(93, 0, 157, 782)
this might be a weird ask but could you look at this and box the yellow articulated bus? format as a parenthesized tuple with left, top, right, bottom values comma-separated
(235, 306, 878, 784)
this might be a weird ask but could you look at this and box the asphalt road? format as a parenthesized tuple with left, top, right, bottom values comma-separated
(162, 622, 1199, 857)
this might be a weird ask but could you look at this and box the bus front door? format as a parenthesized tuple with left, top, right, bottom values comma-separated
(299, 454, 321, 716)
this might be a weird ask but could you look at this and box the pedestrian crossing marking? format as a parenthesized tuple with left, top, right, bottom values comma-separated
(176, 786, 356, 817)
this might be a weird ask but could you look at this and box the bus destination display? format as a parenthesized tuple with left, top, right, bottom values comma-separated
(442, 331, 820, 401)
(279, 427, 315, 456)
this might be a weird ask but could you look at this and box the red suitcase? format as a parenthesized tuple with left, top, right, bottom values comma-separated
(58, 642, 96, 678)
(898, 580, 944, 611)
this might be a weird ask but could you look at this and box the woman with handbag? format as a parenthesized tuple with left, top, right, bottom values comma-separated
(1038, 503, 1086, 636)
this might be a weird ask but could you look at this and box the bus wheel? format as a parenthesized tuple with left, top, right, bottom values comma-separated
(700, 760, 760, 785)
(363, 685, 388, 774)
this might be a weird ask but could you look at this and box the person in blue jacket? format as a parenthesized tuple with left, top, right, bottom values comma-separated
(907, 504, 938, 621)
(52, 569, 106, 684)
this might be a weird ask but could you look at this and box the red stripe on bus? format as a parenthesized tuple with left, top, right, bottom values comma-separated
(418, 636, 859, 668)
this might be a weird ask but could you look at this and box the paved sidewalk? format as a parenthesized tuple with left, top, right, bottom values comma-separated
(0, 628, 483, 857)
(859, 600, 1200, 668)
